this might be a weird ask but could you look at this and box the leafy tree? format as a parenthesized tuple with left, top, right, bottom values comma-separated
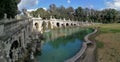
(49, 4, 57, 12)
(30, 8, 50, 19)
(66, 7, 74, 20)
(0, 0, 20, 19)
(75, 7, 84, 21)
(30, 4, 120, 23)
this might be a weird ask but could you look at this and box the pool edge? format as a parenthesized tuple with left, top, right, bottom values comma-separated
(65, 29, 97, 62)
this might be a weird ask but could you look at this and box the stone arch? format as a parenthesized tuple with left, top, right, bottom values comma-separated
(61, 24, 64, 26)
(9, 40, 19, 59)
(35, 22, 39, 30)
(61, 24, 65, 27)
(66, 23, 69, 26)
(74, 24, 76, 26)
(56, 22, 60, 27)
(71, 23, 73, 26)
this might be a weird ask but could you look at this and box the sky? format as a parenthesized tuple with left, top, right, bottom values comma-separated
(18, 0, 120, 11)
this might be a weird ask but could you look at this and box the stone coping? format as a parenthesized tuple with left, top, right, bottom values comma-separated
(84, 29, 97, 44)
(65, 29, 97, 62)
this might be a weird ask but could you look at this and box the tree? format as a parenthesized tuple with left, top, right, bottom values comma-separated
(30, 8, 50, 19)
(0, 0, 20, 19)
(0, 0, 5, 19)
(101, 9, 119, 23)
(75, 7, 84, 21)
(66, 7, 74, 20)
(49, 4, 57, 12)
(30, 4, 120, 23)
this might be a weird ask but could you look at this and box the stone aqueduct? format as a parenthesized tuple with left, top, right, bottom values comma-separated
(0, 16, 92, 62)
(32, 17, 83, 33)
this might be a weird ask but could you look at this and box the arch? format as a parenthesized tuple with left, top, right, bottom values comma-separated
(71, 23, 73, 26)
(35, 22, 39, 29)
(56, 22, 60, 27)
(61, 24, 65, 27)
(9, 40, 19, 59)
(74, 24, 76, 26)
(61, 24, 64, 26)
(66, 23, 69, 26)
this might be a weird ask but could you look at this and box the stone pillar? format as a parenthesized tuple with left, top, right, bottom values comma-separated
(6, 51, 11, 62)
(15, 49, 18, 61)
(30, 52, 34, 62)
(4, 13, 7, 19)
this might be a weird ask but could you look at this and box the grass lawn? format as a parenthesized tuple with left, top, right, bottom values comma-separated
(92, 23, 120, 62)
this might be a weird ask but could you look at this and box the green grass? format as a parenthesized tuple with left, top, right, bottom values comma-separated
(96, 41, 104, 48)
(94, 23, 120, 33)
(95, 23, 120, 48)
(90, 23, 120, 62)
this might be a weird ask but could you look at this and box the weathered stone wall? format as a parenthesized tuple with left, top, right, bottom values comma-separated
(0, 24, 4, 36)
(0, 18, 33, 62)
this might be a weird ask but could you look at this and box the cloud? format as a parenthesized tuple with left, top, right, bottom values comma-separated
(99, 8, 105, 11)
(27, 7, 47, 12)
(106, 0, 120, 10)
(67, 0, 71, 3)
(27, 8, 38, 12)
(43, 7, 47, 11)
(18, 0, 39, 10)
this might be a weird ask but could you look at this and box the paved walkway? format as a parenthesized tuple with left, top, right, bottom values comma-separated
(80, 29, 97, 62)
(76, 29, 97, 62)
(81, 44, 96, 62)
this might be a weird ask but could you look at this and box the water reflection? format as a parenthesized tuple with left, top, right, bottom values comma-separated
(36, 27, 93, 62)
(43, 27, 86, 42)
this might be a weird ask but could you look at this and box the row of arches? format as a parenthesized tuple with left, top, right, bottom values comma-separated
(34, 21, 79, 31)
(56, 22, 77, 27)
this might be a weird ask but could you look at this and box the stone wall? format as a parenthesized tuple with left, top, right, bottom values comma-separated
(0, 18, 33, 62)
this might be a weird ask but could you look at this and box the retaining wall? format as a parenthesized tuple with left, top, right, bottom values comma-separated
(65, 29, 97, 62)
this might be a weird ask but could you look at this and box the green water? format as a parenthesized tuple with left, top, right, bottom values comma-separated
(36, 27, 93, 62)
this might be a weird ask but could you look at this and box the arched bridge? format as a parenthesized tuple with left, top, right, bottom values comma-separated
(0, 16, 93, 62)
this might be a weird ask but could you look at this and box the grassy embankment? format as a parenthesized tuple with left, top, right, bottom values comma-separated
(90, 23, 120, 62)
